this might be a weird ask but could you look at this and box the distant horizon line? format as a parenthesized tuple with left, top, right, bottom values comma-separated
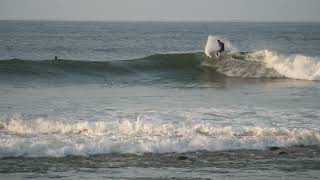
(0, 18, 319, 23)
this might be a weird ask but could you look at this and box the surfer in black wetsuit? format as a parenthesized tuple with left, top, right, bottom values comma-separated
(217, 40, 225, 56)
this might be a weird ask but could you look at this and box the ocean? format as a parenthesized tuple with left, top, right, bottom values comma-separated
(0, 21, 320, 179)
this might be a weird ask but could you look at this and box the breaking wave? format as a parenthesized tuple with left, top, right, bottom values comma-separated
(204, 35, 238, 58)
(204, 35, 320, 80)
(253, 50, 320, 80)
(0, 115, 319, 157)
(1, 37, 320, 82)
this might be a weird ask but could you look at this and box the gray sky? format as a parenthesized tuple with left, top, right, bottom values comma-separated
(0, 0, 319, 22)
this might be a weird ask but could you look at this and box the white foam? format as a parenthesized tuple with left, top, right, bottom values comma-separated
(204, 53, 283, 78)
(0, 114, 319, 157)
(253, 50, 320, 80)
(204, 35, 237, 58)
(203, 35, 320, 80)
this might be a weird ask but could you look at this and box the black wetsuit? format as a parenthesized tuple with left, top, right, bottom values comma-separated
(218, 41, 225, 53)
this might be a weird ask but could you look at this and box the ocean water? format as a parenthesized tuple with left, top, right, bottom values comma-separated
(0, 21, 320, 180)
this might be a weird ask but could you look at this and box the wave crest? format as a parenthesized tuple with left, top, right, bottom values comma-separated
(1, 48, 320, 82)
(253, 50, 320, 80)
(0, 116, 319, 157)
(204, 35, 320, 80)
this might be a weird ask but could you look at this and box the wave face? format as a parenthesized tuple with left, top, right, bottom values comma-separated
(0, 111, 319, 158)
(204, 35, 320, 80)
(0, 54, 201, 76)
(203, 52, 283, 78)
(253, 50, 320, 80)
(1, 47, 320, 83)
(0, 53, 209, 85)
(208, 51, 320, 80)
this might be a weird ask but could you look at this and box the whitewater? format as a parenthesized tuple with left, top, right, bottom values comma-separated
(0, 107, 319, 157)
(204, 35, 320, 80)
(0, 21, 320, 179)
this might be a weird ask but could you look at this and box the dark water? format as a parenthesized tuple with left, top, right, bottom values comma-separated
(0, 21, 320, 179)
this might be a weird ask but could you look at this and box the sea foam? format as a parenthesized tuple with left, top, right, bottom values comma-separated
(204, 35, 320, 80)
(204, 35, 237, 58)
(0, 114, 319, 157)
(253, 50, 320, 80)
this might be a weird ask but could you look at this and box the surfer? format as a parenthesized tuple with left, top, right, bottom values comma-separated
(217, 40, 225, 56)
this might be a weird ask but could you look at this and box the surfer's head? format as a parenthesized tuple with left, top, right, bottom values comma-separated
(217, 40, 220, 43)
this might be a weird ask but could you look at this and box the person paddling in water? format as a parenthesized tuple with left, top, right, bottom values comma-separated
(217, 40, 225, 56)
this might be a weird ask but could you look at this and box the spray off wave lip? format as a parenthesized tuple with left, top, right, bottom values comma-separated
(1, 21, 320, 179)
(204, 35, 320, 80)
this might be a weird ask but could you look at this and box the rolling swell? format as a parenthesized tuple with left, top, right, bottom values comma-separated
(0, 53, 210, 85)
(0, 53, 203, 75)
(1, 51, 317, 85)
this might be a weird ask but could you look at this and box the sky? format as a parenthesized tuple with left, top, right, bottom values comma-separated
(0, 0, 319, 22)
